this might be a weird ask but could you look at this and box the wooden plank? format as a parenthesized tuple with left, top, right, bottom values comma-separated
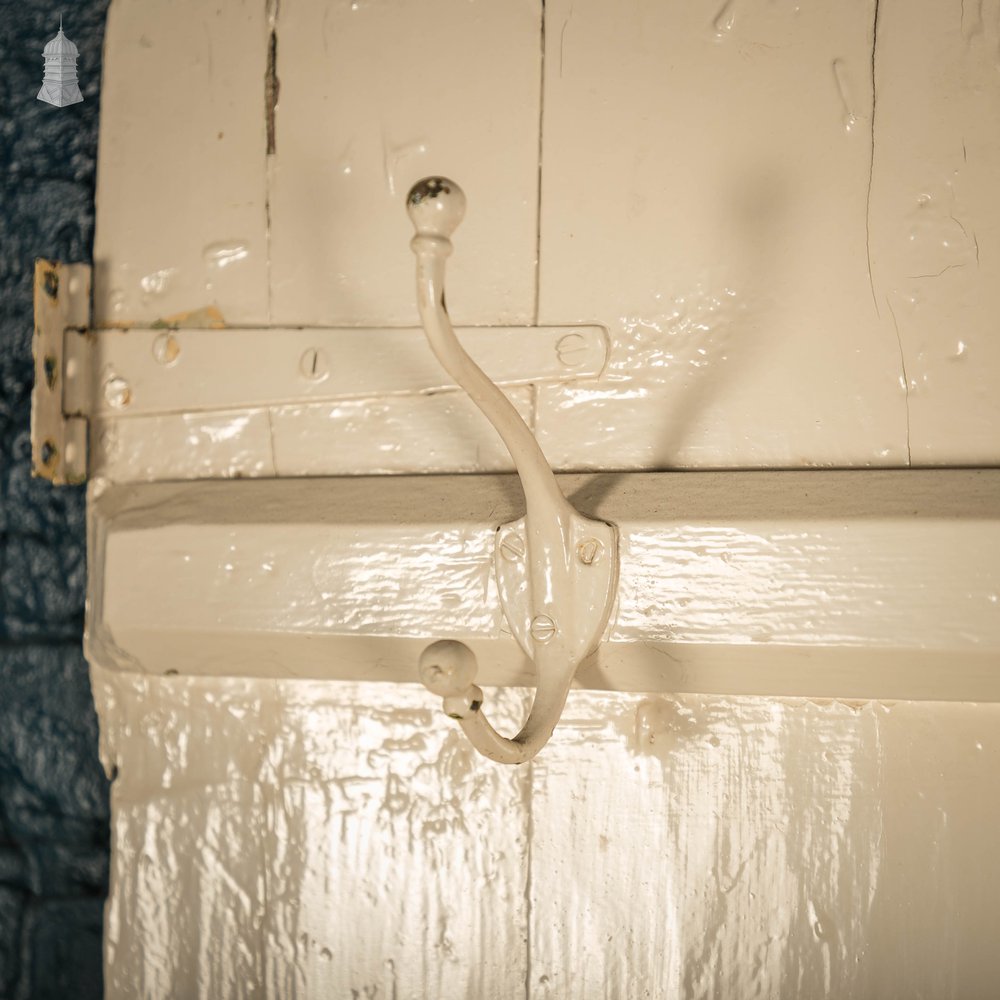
(89, 387, 535, 482)
(94, 676, 1000, 999)
(268, 0, 542, 327)
(869, 0, 1000, 463)
(96, 670, 270, 999)
(93, 0, 270, 327)
(529, 691, 1000, 998)
(92, 669, 530, 1000)
(535, 0, 907, 468)
(88, 470, 1000, 701)
(261, 682, 530, 999)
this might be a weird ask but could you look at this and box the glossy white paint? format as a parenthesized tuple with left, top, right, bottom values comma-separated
(407, 177, 619, 762)
(91, 0, 1000, 473)
(534, 0, 1000, 469)
(89, 471, 1000, 701)
(535, 0, 906, 469)
(93, 0, 269, 327)
(868, 0, 1000, 464)
(91, 388, 539, 482)
(529, 691, 1000, 998)
(94, 668, 1000, 999)
(79, 325, 606, 417)
(83, 0, 1000, 994)
(268, 0, 541, 327)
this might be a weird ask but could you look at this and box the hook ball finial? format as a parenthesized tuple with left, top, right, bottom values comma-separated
(407, 177, 466, 239)
(418, 639, 478, 697)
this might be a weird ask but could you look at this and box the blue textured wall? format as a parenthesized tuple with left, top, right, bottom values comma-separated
(0, 3, 111, 997)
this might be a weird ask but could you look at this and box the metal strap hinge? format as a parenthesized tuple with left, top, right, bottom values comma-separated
(31, 259, 92, 485)
(32, 260, 609, 486)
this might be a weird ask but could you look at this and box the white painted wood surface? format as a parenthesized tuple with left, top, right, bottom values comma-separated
(89, 470, 1000, 701)
(94, 670, 1000, 1000)
(90, 0, 1000, 472)
(96, 673, 531, 1000)
(536, 0, 905, 469)
(91, 388, 538, 481)
(268, 0, 542, 327)
(85, 0, 1000, 996)
(868, 0, 1000, 463)
(93, 0, 270, 327)
(528, 692, 1000, 999)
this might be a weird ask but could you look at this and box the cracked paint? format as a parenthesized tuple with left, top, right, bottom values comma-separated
(87, 3, 1000, 995)
(95, 669, 1000, 998)
(884, 295, 912, 466)
(865, 0, 881, 317)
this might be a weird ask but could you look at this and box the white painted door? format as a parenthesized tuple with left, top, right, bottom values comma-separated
(86, 1, 1000, 997)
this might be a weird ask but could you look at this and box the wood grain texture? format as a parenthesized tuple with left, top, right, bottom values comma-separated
(95, 670, 1000, 999)
(89, 470, 1000, 700)
(535, 0, 907, 469)
(93, 0, 270, 327)
(869, 0, 1000, 463)
(529, 692, 1000, 999)
(95, 671, 530, 1000)
(267, 0, 542, 327)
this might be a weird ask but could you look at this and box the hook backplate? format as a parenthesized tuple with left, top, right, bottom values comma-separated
(495, 513, 619, 668)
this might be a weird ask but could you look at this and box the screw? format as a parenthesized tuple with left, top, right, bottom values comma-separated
(556, 332, 590, 369)
(530, 614, 557, 643)
(577, 537, 604, 565)
(40, 439, 58, 470)
(300, 347, 330, 382)
(103, 374, 132, 409)
(152, 332, 181, 366)
(498, 532, 525, 563)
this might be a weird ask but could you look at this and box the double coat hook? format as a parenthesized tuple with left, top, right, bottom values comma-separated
(406, 177, 619, 764)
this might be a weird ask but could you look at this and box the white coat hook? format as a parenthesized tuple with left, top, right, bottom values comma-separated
(407, 177, 619, 764)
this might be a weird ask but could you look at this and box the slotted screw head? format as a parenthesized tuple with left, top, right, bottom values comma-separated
(529, 615, 557, 643)
(499, 532, 525, 563)
(577, 537, 604, 565)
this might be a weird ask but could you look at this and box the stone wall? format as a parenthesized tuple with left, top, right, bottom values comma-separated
(0, 4, 110, 997)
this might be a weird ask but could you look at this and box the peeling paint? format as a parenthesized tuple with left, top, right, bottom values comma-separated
(150, 305, 226, 329)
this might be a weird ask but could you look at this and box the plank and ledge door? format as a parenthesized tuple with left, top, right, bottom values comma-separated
(88, 0, 1000, 998)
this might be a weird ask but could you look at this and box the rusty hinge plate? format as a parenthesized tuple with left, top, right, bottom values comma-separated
(31, 259, 92, 485)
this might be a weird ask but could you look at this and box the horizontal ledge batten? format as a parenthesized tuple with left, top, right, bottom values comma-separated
(90, 469, 1000, 701)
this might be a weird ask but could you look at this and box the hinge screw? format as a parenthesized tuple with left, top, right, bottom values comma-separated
(104, 374, 132, 409)
(299, 347, 330, 382)
(152, 332, 181, 366)
(556, 332, 589, 369)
